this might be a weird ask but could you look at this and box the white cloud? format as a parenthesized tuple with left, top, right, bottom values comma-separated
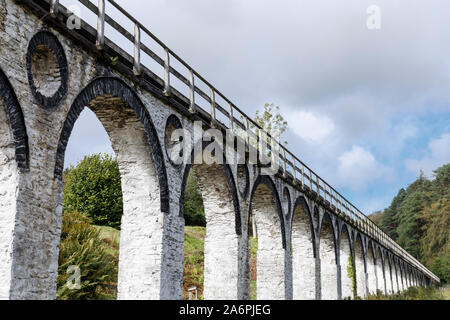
(405, 133, 450, 178)
(57, 0, 450, 213)
(288, 110, 335, 144)
(337, 146, 391, 190)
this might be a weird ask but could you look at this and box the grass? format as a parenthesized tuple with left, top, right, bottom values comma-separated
(183, 226, 206, 299)
(95, 226, 120, 254)
(90, 225, 209, 300)
(441, 286, 450, 300)
(366, 286, 450, 300)
(93, 226, 120, 300)
(87, 225, 209, 300)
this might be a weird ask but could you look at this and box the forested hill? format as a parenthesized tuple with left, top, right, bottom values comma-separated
(369, 163, 450, 284)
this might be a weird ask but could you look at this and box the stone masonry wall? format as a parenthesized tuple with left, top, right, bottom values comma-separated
(253, 183, 285, 300)
(0, 0, 434, 300)
(355, 238, 367, 298)
(88, 96, 164, 299)
(368, 248, 378, 295)
(340, 230, 353, 299)
(291, 206, 315, 299)
(194, 163, 239, 300)
(319, 218, 338, 300)
(0, 98, 19, 299)
(376, 249, 385, 293)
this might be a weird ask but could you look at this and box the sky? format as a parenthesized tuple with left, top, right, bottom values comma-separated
(62, 0, 450, 214)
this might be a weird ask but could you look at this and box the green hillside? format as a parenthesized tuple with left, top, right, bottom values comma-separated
(371, 163, 450, 284)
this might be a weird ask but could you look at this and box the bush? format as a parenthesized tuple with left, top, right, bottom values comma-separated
(63, 154, 123, 229)
(56, 211, 118, 300)
(184, 171, 205, 226)
(366, 286, 445, 300)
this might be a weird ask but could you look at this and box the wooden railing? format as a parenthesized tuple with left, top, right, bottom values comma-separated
(44, 0, 439, 283)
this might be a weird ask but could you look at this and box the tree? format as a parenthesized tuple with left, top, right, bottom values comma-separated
(184, 171, 206, 226)
(381, 188, 406, 240)
(63, 154, 123, 229)
(253, 103, 288, 145)
(376, 162, 450, 284)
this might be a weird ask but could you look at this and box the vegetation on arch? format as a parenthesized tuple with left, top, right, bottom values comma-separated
(253, 103, 288, 145)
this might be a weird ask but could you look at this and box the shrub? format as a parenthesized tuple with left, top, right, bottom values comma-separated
(56, 210, 118, 300)
(63, 154, 123, 229)
(184, 171, 205, 226)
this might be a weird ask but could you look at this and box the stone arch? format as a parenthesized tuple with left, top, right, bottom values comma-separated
(180, 162, 241, 235)
(415, 270, 419, 287)
(386, 254, 395, 294)
(237, 164, 250, 199)
(354, 232, 367, 298)
(313, 205, 320, 227)
(0, 68, 29, 171)
(407, 265, 412, 288)
(404, 264, 408, 289)
(179, 149, 241, 299)
(403, 262, 409, 290)
(339, 224, 353, 299)
(394, 257, 401, 292)
(403, 263, 408, 290)
(55, 77, 171, 299)
(416, 271, 419, 287)
(291, 196, 316, 300)
(54, 77, 169, 212)
(0, 68, 30, 299)
(282, 187, 291, 217)
(399, 261, 405, 291)
(318, 211, 338, 300)
(249, 175, 285, 299)
(366, 241, 377, 295)
(375, 245, 385, 294)
(404, 263, 409, 290)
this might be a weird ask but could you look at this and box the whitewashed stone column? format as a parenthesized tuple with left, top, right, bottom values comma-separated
(291, 205, 315, 299)
(400, 267, 405, 291)
(252, 183, 285, 300)
(395, 263, 401, 293)
(376, 250, 384, 294)
(367, 248, 378, 295)
(340, 231, 353, 299)
(86, 98, 166, 300)
(0, 99, 21, 299)
(194, 164, 239, 300)
(319, 218, 338, 300)
(388, 263, 395, 294)
(355, 238, 367, 298)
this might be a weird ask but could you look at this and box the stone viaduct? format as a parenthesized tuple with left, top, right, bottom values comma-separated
(0, 0, 440, 300)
